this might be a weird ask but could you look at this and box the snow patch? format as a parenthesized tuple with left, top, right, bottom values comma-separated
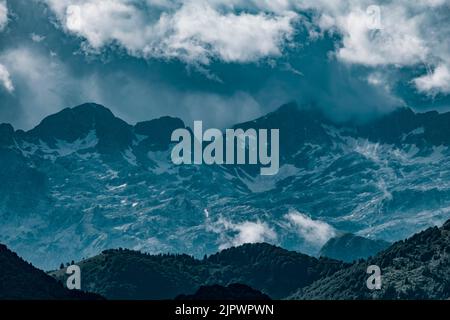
(239, 164, 300, 193)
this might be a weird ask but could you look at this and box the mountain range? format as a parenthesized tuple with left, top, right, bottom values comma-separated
(47, 217, 450, 300)
(1, 102, 450, 269)
(1, 217, 449, 300)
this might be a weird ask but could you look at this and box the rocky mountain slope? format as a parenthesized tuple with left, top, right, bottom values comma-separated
(1, 102, 450, 269)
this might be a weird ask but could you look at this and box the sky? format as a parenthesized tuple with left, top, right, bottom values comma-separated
(0, 0, 449, 130)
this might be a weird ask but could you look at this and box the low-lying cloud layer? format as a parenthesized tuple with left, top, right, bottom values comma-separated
(207, 218, 277, 250)
(206, 210, 336, 253)
(414, 64, 450, 95)
(284, 211, 336, 249)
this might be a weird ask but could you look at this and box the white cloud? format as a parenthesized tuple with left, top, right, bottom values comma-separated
(335, 6, 429, 66)
(231, 221, 277, 247)
(290, 0, 439, 67)
(0, 0, 7, 31)
(156, 2, 295, 63)
(42, 0, 450, 95)
(44, 0, 297, 64)
(296, 0, 450, 94)
(0, 47, 90, 128)
(31, 33, 46, 43)
(284, 211, 336, 247)
(208, 218, 277, 250)
(0, 63, 13, 92)
(413, 64, 450, 95)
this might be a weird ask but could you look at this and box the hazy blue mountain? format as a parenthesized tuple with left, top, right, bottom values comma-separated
(1, 102, 450, 269)
(319, 234, 390, 262)
(0, 244, 101, 300)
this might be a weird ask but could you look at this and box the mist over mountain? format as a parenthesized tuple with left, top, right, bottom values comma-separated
(319, 234, 390, 262)
(0, 102, 450, 270)
(1, 0, 449, 304)
(1, 218, 448, 300)
(47, 218, 450, 300)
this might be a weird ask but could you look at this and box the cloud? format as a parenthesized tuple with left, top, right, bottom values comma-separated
(284, 211, 336, 247)
(0, 0, 7, 31)
(229, 221, 277, 247)
(335, 7, 429, 66)
(31, 33, 46, 43)
(2, 0, 448, 131)
(43, 0, 297, 64)
(305, 1, 430, 67)
(0, 0, 7, 29)
(0, 63, 13, 92)
(156, 2, 296, 63)
(42, 0, 450, 97)
(208, 218, 277, 250)
(0, 47, 86, 128)
(413, 64, 450, 95)
(296, 0, 450, 94)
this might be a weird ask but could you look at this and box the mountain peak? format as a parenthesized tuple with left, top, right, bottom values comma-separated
(26, 103, 134, 153)
(135, 116, 185, 138)
(134, 116, 185, 151)
(28, 103, 116, 142)
(68, 102, 117, 122)
(272, 101, 300, 114)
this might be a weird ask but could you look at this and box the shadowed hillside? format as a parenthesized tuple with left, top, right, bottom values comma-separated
(50, 243, 346, 300)
(0, 244, 102, 300)
(291, 219, 450, 300)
